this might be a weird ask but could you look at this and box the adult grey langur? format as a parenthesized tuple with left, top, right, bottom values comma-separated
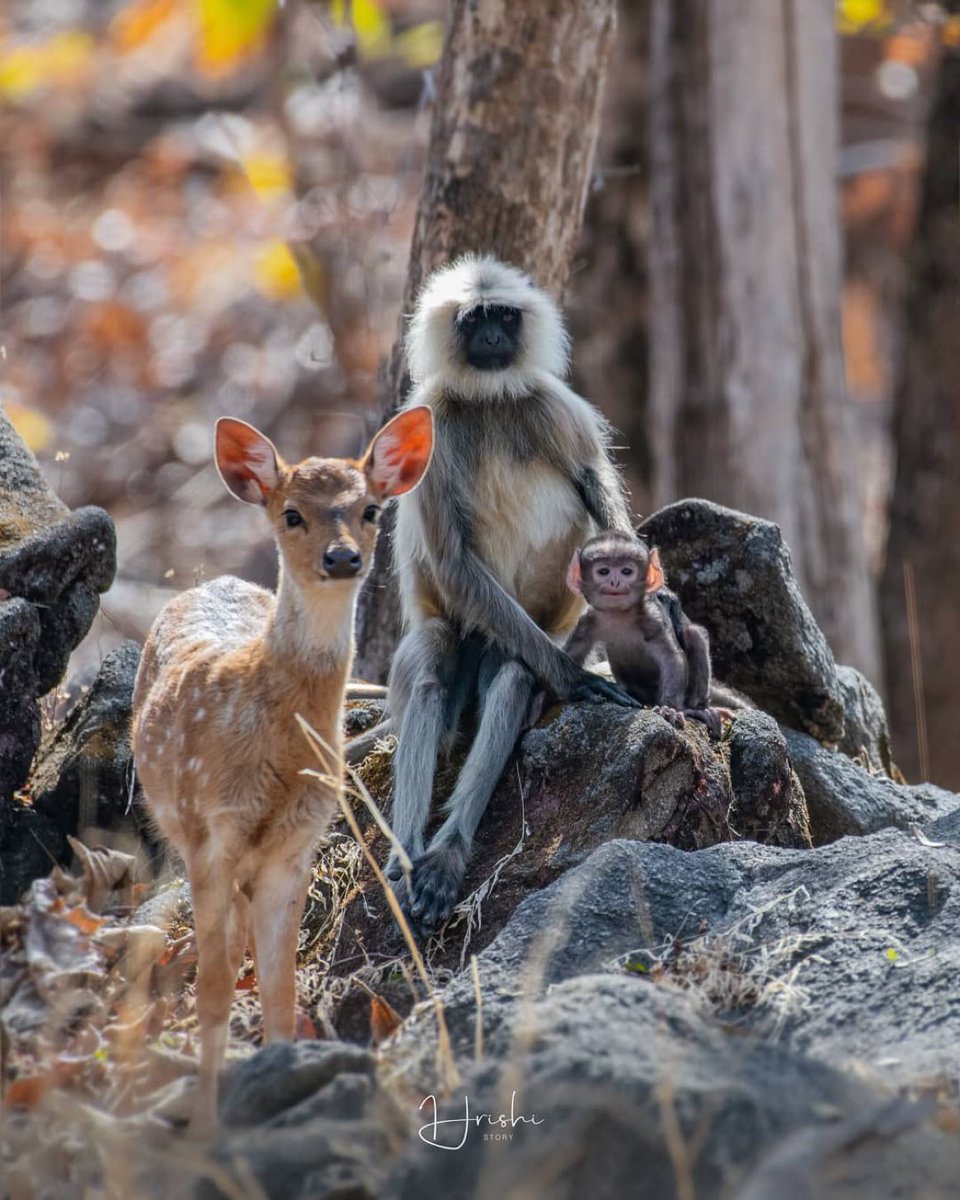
(375, 254, 635, 930)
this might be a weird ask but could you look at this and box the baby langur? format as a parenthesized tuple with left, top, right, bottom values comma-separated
(564, 533, 728, 737)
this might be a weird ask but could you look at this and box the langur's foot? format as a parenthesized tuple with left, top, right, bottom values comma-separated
(683, 707, 733, 739)
(653, 705, 686, 729)
(385, 837, 423, 883)
(402, 842, 467, 933)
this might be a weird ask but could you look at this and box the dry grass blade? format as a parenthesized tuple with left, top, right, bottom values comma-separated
(654, 1073, 696, 1200)
(449, 762, 528, 970)
(470, 954, 483, 1064)
(619, 886, 825, 1038)
(295, 714, 460, 1092)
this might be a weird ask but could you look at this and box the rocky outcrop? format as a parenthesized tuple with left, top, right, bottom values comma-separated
(640, 500, 846, 744)
(321, 702, 812, 1000)
(380, 831, 960, 1198)
(166, 826, 960, 1199)
(0, 410, 116, 812)
(0, 641, 145, 904)
(783, 727, 959, 843)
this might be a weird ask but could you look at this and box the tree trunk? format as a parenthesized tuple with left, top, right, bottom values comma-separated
(568, 4, 652, 514)
(880, 50, 960, 788)
(647, 0, 879, 682)
(354, 0, 617, 681)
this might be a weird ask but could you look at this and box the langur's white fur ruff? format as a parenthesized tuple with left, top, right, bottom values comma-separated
(405, 254, 571, 400)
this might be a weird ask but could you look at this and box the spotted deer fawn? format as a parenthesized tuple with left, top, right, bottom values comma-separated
(131, 406, 434, 1133)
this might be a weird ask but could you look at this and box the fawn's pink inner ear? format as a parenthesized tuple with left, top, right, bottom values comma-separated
(367, 406, 434, 497)
(216, 420, 280, 504)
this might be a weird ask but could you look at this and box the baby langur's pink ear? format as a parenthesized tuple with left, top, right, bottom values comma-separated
(215, 418, 283, 506)
(645, 547, 666, 593)
(363, 405, 434, 499)
(566, 549, 584, 596)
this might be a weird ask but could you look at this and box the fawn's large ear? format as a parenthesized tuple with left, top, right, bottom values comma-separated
(645, 546, 666, 594)
(363, 405, 434, 499)
(566, 549, 584, 596)
(215, 418, 283, 505)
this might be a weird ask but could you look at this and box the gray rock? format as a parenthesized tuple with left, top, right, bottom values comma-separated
(784, 728, 960, 843)
(835, 665, 895, 776)
(335, 704, 811, 983)
(728, 709, 811, 846)
(383, 832, 960, 1198)
(639, 501, 845, 742)
(0, 410, 116, 809)
(196, 1042, 405, 1200)
(0, 505, 116, 695)
(218, 1041, 377, 1128)
(0, 641, 148, 903)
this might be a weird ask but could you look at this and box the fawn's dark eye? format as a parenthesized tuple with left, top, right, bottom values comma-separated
(283, 509, 303, 528)
(363, 504, 380, 524)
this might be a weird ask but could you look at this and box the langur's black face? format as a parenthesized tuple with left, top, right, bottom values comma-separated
(457, 304, 523, 371)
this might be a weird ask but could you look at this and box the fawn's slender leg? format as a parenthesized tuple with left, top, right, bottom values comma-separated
(249, 851, 312, 1042)
(189, 857, 239, 1135)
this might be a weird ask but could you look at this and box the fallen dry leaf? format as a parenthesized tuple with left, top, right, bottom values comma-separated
(66, 837, 136, 913)
(295, 1009, 318, 1040)
(369, 993, 403, 1045)
(3, 1075, 51, 1111)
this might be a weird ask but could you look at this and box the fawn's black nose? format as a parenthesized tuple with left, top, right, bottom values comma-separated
(323, 545, 362, 579)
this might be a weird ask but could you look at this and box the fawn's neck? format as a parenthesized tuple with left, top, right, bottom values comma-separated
(265, 563, 357, 670)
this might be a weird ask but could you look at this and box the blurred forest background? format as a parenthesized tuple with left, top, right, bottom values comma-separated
(2, 0, 959, 784)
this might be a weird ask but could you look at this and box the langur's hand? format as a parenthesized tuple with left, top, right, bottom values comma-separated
(565, 670, 640, 708)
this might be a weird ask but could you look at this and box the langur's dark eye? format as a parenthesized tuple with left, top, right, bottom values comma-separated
(363, 504, 380, 523)
(462, 310, 479, 326)
(622, 567, 634, 577)
(501, 310, 517, 324)
(597, 567, 610, 577)
(283, 509, 303, 528)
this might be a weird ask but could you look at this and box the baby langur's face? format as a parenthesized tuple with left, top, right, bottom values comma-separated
(582, 547, 648, 611)
(456, 304, 523, 371)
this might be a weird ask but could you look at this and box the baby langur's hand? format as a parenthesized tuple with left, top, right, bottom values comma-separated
(568, 671, 640, 708)
(653, 704, 686, 729)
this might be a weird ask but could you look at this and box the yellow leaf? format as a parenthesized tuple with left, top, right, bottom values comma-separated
(943, 17, 960, 48)
(241, 152, 291, 199)
(393, 21, 443, 70)
(109, 0, 179, 52)
(195, 0, 276, 75)
(289, 242, 328, 311)
(255, 241, 301, 300)
(5, 404, 54, 453)
(885, 947, 899, 962)
(837, 0, 889, 34)
(331, 0, 390, 58)
(0, 31, 94, 99)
